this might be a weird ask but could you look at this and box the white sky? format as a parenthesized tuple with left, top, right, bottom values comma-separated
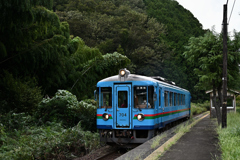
(175, 0, 240, 36)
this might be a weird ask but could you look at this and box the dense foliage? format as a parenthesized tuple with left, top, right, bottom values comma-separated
(34, 90, 97, 130)
(0, 72, 42, 114)
(143, 0, 207, 101)
(144, 0, 204, 53)
(55, 0, 169, 76)
(184, 30, 240, 125)
(53, 0, 208, 102)
(0, 0, 130, 114)
(184, 31, 240, 91)
(0, 1, 129, 157)
(191, 101, 210, 116)
(0, 90, 99, 159)
(0, 119, 99, 159)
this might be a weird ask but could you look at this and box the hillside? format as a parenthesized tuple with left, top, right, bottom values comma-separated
(144, 0, 205, 53)
(143, 0, 206, 100)
(53, 0, 206, 101)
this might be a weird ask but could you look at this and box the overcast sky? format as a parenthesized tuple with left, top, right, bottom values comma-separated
(175, 0, 240, 36)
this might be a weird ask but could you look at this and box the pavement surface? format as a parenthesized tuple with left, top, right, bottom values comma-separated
(117, 113, 221, 160)
(159, 114, 221, 160)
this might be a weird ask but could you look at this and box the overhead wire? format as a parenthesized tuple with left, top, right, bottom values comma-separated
(228, 0, 236, 23)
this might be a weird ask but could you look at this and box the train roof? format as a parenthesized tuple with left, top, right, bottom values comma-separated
(98, 74, 189, 93)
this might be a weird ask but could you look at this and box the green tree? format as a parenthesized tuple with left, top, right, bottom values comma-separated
(0, 72, 42, 114)
(143, 0, 206, 101)
(56, 5, 169, 76)
(0, 1, 71, 94)
(48, 36, 130, 99)
(0, 0, 130, 113)
(184, 31, 240, 125)
(54, 0, 210, 102)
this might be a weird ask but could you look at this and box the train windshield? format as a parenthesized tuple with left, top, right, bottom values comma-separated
(100, 87, 112, 109)
(134, 86, 154, 109)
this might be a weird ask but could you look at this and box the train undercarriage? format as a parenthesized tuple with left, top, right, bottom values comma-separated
(99, 129, 155, 144)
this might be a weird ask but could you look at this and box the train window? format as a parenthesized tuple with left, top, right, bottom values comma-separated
(183, 95, 185, 105)
(134, 86, 148, 109)
(100, 87, 112, 109)
(181, 94, 183, 105)
(148, 86, 154, 108)
(118, 91, 128, 108)
(170, 92, 173, 106)
(159, 89, 161, 106)
(164, 91, 168, 107)
(178, 93, 180, 105)
(182, 94, 184, 105)
(174, 93, 177, 106)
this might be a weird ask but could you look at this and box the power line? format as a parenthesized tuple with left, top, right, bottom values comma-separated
(226, 0, 229, 4)
(228, 0, 236, 23)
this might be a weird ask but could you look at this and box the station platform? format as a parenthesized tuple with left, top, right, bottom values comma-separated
(116, 112, 221, 160)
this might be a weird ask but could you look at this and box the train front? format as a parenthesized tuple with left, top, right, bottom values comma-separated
(95, 68, 157, 144)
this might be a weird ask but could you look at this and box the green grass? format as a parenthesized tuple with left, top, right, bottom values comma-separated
(191, 101, 209, 117)
(174, 121, 190, 134)
(236, 107, 240, 113)
(217, 109, 240, 160)
(151, 133, 167, 149)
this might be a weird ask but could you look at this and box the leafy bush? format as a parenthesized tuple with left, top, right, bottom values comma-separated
(191, 101, 209, 116)
(0, 90, 99, 159)
(0, 112, 34, 132)
(34, 90, 97, 131)
(0, 123, 7, 147)
(34, 90, 80, 127)
(197, 101, 210, 110)
(81, 99, 97, 106)
(0, 122, 100, 160)
(0, 72, 43, 114)
(236, 96, 240, 107)
(78, 101, 97, 131)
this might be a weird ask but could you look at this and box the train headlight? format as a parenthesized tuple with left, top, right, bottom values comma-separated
(118, 68, 130, 82)
(120, 69, 126, 76)
(137, 113, 145, 121)
(102, 113, 109, 121)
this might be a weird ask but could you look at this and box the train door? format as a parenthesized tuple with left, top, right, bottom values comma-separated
(114, 84, 131, 128)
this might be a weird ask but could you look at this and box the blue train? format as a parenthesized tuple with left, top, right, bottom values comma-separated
(95, 68, 191, 144)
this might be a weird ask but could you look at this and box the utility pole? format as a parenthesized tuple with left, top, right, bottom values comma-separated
(222, 4, 228, 128)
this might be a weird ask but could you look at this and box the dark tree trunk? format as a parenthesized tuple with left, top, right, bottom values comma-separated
(212, 80, 222, 125)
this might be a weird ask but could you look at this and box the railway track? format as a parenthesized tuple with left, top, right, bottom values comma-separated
(95, 148, 128, 160)
(77, 113, 206, 160)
